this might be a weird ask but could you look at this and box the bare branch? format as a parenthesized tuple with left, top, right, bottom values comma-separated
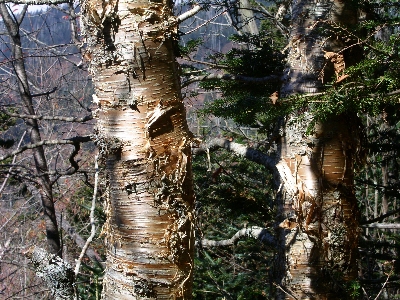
(23, 246, 74, 300)
(0, 136, 91, 161)
(4, 111, 93, 123)
(1, 1, 62, 254)
(182, 73, 280, 88)
(193, 137, 277, 172)
(386, 89, 400, 96)
(253, 2, 289, 37)
(0, 131, 26, 194)
(361, 223, 400, 229)
(273, 283, 300, 300)
(197, 226, 276, 248)
(0, 238, 11, 261)
(177, 4, 202, 24)
(0, 168, 41, 185)
(20, 28, 83, 67)
(53, 136, 88, 178)
(182, 8, 228, 35)
(360, 207, 400, 225)
(31, 87, 58, 97)
(17, 4, 28, 25)
(374, 263, 394, 300)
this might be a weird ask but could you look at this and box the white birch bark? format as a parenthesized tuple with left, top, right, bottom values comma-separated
(81, 0, 195, 298)
(274, 1, 361, 298)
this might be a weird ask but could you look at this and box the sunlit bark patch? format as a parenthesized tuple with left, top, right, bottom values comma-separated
(276, 113, 360, 298)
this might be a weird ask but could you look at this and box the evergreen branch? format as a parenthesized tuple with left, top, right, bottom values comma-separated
(197, 226, 276, 248)
(182, 73, 280, 87)
(193, 137, 277, 172)
(0, 136, 91, 161)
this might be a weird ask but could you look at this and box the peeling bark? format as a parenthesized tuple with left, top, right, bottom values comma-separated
(275, 1, 361, 298)
(81, 0, 195, 298)
(275, 114, 360, 299)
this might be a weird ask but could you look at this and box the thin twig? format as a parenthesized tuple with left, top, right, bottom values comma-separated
(273, 283, 300, 300)
(0, 135, 91, 161)
(74, 154, 99, 279)
(373, 263, 394, 300)
(4, 111, 93, 122)
(0, 131, 26, 195)
(182, 8, 228, 35)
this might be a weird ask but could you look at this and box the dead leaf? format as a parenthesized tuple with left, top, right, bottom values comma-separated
(279, 218, 298, 229)
(324, 51, 347, 83)
(269, 91, 279, 105)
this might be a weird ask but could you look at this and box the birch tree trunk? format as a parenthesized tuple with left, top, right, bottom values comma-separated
(81, 0, 195, 298)
(274, 1, 361, 298)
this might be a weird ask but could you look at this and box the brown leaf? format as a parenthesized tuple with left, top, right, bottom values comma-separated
(335, 74, 349, 84)
(279, 218, 298, 229)
(269, 91, 279, 105)
(324, 51, 347, 83)
(211, 166, 223, 183)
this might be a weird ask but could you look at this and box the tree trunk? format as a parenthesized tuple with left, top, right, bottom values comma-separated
(81, 0, 195, 298)
(274, 1, 360, 298)
(0, 4, 61, 256)
(238, 0, 259, 36)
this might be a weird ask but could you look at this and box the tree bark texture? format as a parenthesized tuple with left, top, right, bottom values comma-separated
(275, 1, 361, 298)
(81, 0, 195, 298)
(0, 4, 61, 255)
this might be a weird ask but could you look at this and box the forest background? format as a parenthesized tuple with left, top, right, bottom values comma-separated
(0, 0, 399, 299)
